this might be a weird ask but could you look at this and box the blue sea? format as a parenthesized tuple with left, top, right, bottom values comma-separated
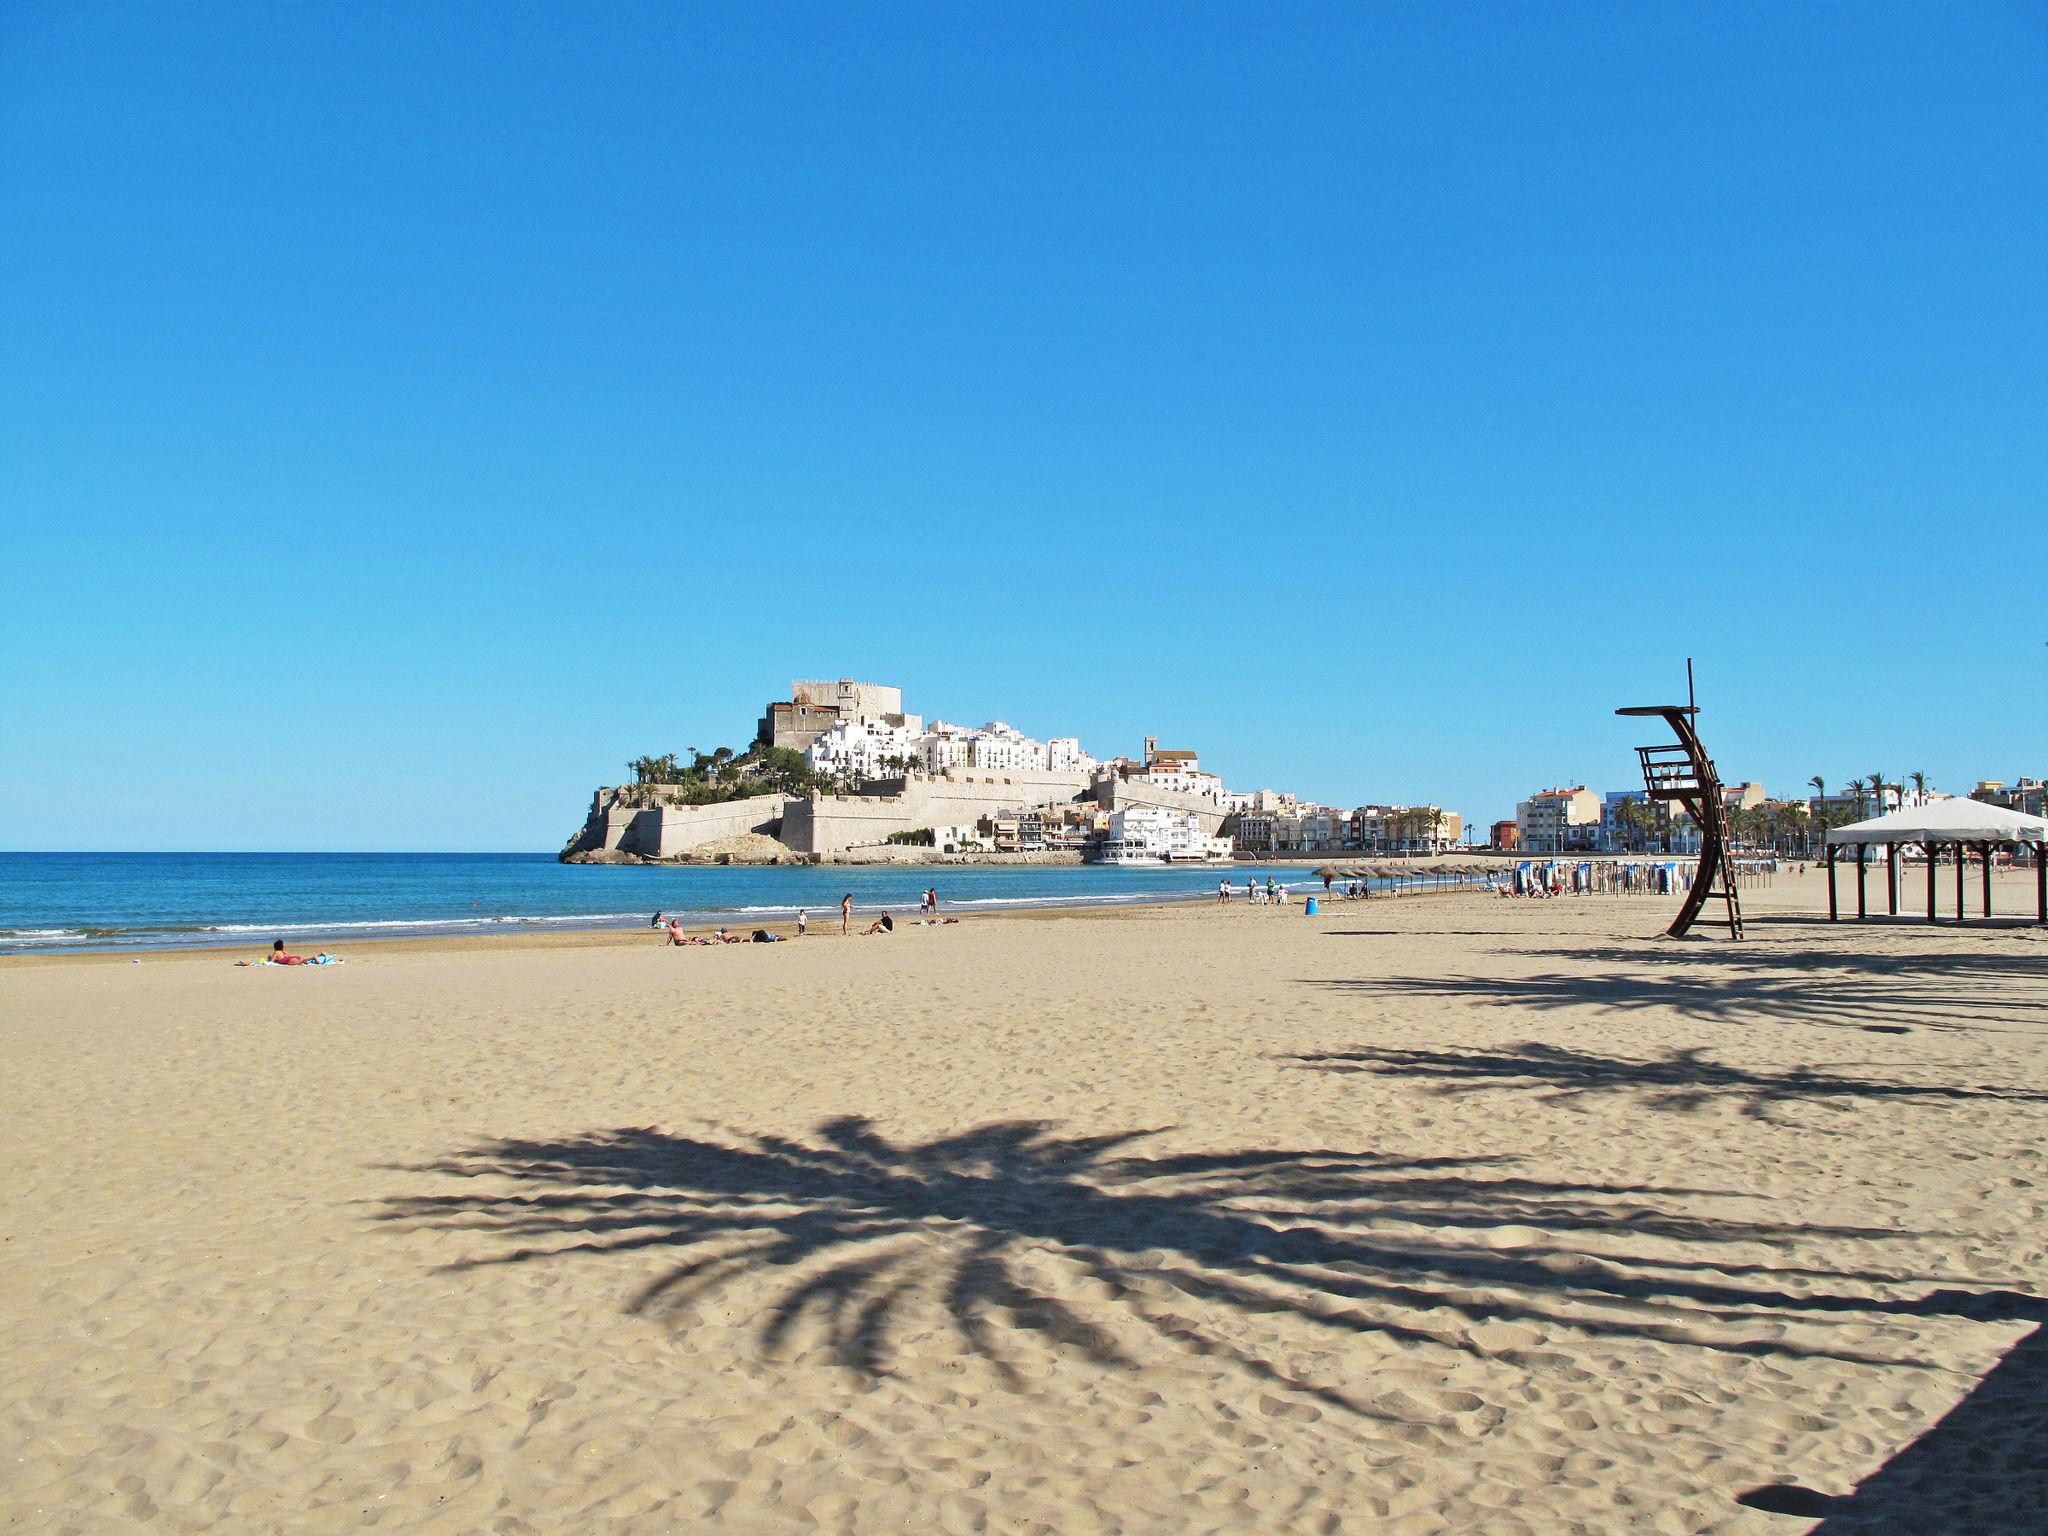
(0, 852, 1359, 954)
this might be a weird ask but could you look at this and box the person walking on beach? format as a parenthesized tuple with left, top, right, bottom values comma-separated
(841, 893, 853, 935)
(796, 908, 808, 937)
(1218, 878, 1231, 904)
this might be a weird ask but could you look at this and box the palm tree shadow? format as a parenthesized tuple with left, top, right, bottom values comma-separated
(380, 1117, 2033, 1413)
(1285, 1042, 2048, 1125)
(1302, 969, 2020, 1035)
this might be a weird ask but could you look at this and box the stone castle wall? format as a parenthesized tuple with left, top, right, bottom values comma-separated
(782, 769, 1095, 854)
(570, 765, 1227, 860)
(578, 791, 791, 858)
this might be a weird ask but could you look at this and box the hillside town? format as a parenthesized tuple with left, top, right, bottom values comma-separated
(569, 678, 1467, 864)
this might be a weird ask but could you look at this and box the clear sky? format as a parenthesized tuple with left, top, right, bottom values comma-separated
(2, 3, 2043, 851)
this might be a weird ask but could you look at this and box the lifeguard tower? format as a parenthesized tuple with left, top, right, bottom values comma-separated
(1616, 669, 1743, 939)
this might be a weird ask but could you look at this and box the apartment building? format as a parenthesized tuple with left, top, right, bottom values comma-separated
(1516, 786, 1604, 854)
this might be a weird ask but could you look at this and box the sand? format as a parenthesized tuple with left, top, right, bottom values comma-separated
(4, 868, 2045, 1534)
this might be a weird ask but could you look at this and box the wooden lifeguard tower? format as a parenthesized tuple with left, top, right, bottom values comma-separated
(1616, 666, 1743, 939)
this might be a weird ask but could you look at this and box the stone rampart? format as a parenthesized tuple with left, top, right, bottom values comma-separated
(781, 769, 1094, 854)
(572, 790, 789, 858)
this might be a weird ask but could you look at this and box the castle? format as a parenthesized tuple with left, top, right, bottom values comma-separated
(567, 678, 1233, 860)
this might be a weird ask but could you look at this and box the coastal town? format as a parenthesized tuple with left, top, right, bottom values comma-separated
(563, 677, 1469, 864)
(565, 676, 2045, 867)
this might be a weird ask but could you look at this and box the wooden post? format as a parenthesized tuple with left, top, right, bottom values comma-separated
(1956, 842, 1966, 920)
(1983, 842, 1993, 917)
(1928, 841, 1938, 923)
(2036, 840, 2046, 925)
(1887, 842, 1898, 915)
(1827, 845, 1838, 921)
(1856, 843, 1867, 918)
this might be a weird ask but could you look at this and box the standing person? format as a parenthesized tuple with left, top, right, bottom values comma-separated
(1218, 877, 1231, 904)
(928, 885, 939, 918)
(840, 893, 853, 935)
(796, 908, 808, 937)
(1266, 875, 1277, 905)
(1246, 876, 1256, 904)
(1323, 872, 1333, 892)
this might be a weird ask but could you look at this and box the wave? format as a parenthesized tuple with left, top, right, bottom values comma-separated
(0, 882, 1250, 954)
(197, 913, 651, 935)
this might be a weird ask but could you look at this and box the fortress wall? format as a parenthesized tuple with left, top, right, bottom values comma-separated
(579, 792, 789, 856)
(595, 805, 661, 854)
(782, 770, 1094, 854)
(646, 796, 790, 856)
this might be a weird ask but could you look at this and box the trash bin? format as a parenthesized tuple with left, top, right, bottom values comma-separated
(1304, 896, 1319, 916)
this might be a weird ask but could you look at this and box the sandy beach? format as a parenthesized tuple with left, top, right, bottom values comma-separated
(4, 868, 2044, 1534)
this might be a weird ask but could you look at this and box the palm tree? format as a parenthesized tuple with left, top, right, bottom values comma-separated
(1909, 770, 1926, 805)
(1868, 771, 1887, 816)
(1808, 776, 1826, 854)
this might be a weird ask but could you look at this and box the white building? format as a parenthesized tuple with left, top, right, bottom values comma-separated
(805, 717, 923, 782)
(967, 721, 1045, 774)
(1045, 736, 1097, 775)
(913, 719, 1096, 776)
(1099, 805, 1229, 863)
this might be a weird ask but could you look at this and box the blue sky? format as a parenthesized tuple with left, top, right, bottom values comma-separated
(2, 3, 2043, 851)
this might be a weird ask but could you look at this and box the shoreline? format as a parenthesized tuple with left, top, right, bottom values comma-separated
(0, 883, 1504, 967)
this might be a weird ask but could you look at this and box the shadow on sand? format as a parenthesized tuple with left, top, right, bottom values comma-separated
(1302, 959, 2032, 1035)
(1738, 1301, 2047, 1534)
(1284, 1042, 2048, 1124)
(382, 1117, 2030, 1413)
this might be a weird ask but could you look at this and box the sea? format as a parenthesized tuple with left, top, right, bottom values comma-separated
(0, 852, 1362, 955)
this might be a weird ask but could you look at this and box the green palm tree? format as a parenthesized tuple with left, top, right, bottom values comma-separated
(1807, 776, 1826, 853)
(1868, 771, 1887, 816)
(1909, 770, 1926, 803)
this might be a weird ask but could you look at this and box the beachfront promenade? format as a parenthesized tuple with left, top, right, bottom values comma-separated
(3, 867, 2044, 1534)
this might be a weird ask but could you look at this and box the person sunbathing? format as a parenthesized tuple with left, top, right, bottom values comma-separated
(268, 939, 308, 965)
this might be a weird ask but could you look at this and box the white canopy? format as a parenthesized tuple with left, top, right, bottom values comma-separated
(1827, 797, 2048, 846)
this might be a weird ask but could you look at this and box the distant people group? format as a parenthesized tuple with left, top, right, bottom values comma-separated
(654, 887, 957, 947)
(1223, 875, 1294, 907)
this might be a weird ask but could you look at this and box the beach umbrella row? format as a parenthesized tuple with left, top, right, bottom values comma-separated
(1312, 862, 1489, 883)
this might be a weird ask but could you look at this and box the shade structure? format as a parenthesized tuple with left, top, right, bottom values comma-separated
(1821, 796, 2046, 927)
(1826, 799, 2048, 846)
